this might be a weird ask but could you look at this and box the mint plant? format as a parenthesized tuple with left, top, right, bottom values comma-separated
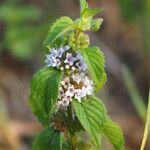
(29, 0, 124, 149)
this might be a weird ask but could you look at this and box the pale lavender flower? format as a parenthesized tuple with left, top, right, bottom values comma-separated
(50, 49, 58, 58)
(61, 77, 70, 89)
(45, 55, 53, 66)
(76, 60, 87, 71)
(57, 48, 65, 58)
(59, 87, 64, 99)
(61, 96, 71, 106)
(52, 58, 61, 67)
(72, 73, 81, 84)
(74, 89, 86, 102)
(57, 96, 71, 108)
(82, 76, 93, 86)
(64, 53, 74, 66)
(45, 46, 65, 67)
(75, 52, 83, 60)
(65, 85, 75, 97)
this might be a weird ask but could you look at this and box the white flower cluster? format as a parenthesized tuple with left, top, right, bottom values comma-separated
(57, 73, 93, 108)
(45, 45, 87, 71)
(45, 45, 93, 108)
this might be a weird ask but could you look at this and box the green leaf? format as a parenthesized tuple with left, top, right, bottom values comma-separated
(79, 0, 89, 15)
(29, 67, 62, 127)
(73, 96, 107, 148)
(44, 17, 73, 52)
(79, 47, 106, 91)
(32, 127, 62, 150)
(103, 118, 124, 150)
(91, 18, 103, 32)
(82, 8, 103, 18)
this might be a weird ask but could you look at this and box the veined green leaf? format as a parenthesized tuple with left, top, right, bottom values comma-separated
(44, 17, 73, 52)
(79, 0, 89, 15)
(73, 96, 106, 148)
(79, 47, 106, 91)
(32, 127, 62, 150)
(103, 118, 124, 150)
(82, 8, 103, 18)
(29, 67, 62, 127)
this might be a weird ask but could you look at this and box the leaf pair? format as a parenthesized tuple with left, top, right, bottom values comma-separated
(30, 94, 124, 150)
(73, 97, 124, 150)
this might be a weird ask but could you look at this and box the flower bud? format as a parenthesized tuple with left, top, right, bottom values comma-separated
(91, 18, 103, 31)
(74, 18, 91, 31)
(68, 32, 90, 50)
(78, 33, 90, 49)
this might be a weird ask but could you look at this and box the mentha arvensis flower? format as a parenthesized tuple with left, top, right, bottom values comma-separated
(57, 73, 93, 108)
(45, 45, 87, 72)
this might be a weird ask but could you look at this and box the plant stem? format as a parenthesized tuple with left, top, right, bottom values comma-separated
(70, 134, 78, 150)
(140, 89, 150, 150)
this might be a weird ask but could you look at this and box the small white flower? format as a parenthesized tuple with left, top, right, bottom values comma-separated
(82, 76, 93, 86)
(65, 85, 75, 97)
(52, 58, 61, 67)
(71, 66, 76, 71)
(85, 85, 93, 95)
(74, 89, 85, 102)
(65, 65, 70, 69)
(61, 77, 70, 89)
(80, 72, 86, 79)
(61, 98, 70, 106)
(59, 87, 64, 99)
(59, 95, 71, 107)
(60, 66, 64, 71)
(72, 73, 81, 84)
(81, 88, 87, 97)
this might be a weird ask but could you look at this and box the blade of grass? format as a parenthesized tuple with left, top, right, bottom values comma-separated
(122, 65, 146, 120)
(140, 89, 150, 150)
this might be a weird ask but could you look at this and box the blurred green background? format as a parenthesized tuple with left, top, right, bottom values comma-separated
(0, 0, 149, 149)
